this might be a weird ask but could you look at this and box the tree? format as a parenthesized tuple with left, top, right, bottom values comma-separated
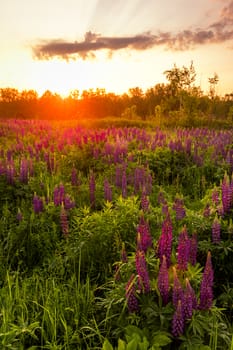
(208, 73, 219, 99)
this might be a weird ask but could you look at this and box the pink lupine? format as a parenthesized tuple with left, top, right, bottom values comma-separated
(33, 194, 44, 214)
(158, 255, 170, 305)
(141, 190, 150, 212)
(172, 197, 186, 220)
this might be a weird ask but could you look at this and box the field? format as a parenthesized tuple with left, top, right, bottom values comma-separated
(0, 118, 233, 349)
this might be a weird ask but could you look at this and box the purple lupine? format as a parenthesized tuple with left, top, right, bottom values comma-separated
(60, 206, 69, 237)
(104, 178, 112, 202)
(121, 242, 128, 263)
(64, 194, 75, 210)
(89, 173, 96, 208)
(172, 197, 186, 220)
(157, 255, 170, 305)
(212, 215, 221, 244)
(212, 187, 219, 207)
(53, 184, 65, 206)
(19, 158, 29, 184)
(172, 300, 185, 338)
(177, 226, 190, 271)
(141, 190, 150, 212)
(6, 160, 15, 185)
(172, 267, 183, 309)
(189, 233, 198, 266)
(71, 167, 78, 186)
(183, 278, 197, 319)
(157, 216, 173, 267)
(203, 203, 211, 217)
(135, 250, 150, 293)
(137, 216, 152, 253)
(121, 168, 127, 198)
(199, 251, 214, 310)
(16, 210, 23, 222)
(125, 274, 139, 313)
(33, 194, 44, 214)
(221, 172, 231, 214)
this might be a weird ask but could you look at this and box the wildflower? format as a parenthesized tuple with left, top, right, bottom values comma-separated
(212, 187, 219, 206)
(199, 251, 214, 310)
(16, 209, 23, 222)
(183, 278, 197, 319)
(33, 194, 44, 214)
(19, 158, 29, 183)
(53, 184, 65, 206)
(157, 216, 173, 267)
(125, 274, 139, 313)
(104, 178, 112, 202)
(189, 232, 198, 266)
(203, 203, 210, 217)
(121, 242, 128, 263)
(212, 215, 221, 244)
(137, 216, 152, 253)
(135, 250, 150, 293)
(172, 197, 186, 220)
(121, 168, 127, 198)
(177, 226, 190, 271)
(172, 267, 183, 309)
(89, 172, 96, 208)
(71, 167, 77, 186)
(172, 300, 185, 337)
(158, 255, 170, 304)
(141, 190, 150, 212)
(221, 172, 231, 214)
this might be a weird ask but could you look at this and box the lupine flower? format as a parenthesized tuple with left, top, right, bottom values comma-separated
(53, 184, 65, 206)
(172, 197, 186, 220)
(135, 250, 150, 293)
(137, 216, 152, 253)
(141, 190, 150, 212)
(19, 158, 29, 184)
(183, 278, 197, 319)
(60, 206, 69, 237)
(212, 215, 221, 244)
(157, 216, 173, 267)
(89, 173, 96, 208)
(172, 300, 185, 337)
(121, 168, 127, 198)
(199, 251, 214, 310)
(125, 274, 139, 313)
(221, 172, 231, 214)
(177, 226, 190, 271)
(212, 187, 219, 206)
(157, 255, 170, 305)
(16, 209, 23, 222)
(172, 267, 183, 309)
(203, 203, 211, 217)
(33, 194, 44, 214)
(121, 242, 128, 263)
(104, 178, 112, 202)
(6, 160, 15, 185)
(64, 194, 75, 210)
(189, 232, 198, 266)
(71, 167, 78, 186)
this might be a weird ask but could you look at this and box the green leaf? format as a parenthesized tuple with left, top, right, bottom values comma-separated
(152, 334, 172, 347)
(118, 338, 126, 350)
(138, 336, 150, 350)
(126, 338, 138, 350)
(102, 338, 114, 350)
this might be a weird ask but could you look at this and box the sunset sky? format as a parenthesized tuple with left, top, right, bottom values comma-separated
(0, 0, 232, 96)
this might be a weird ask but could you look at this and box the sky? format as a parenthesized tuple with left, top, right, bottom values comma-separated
(0, 0, 232, 97)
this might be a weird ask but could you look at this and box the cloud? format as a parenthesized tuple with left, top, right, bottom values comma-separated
(32, 1, 233, 60)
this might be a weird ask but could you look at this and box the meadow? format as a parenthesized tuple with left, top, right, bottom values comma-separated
(0, 118, 232, 349)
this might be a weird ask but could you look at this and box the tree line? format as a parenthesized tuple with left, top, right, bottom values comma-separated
(0, 63, 232, 126)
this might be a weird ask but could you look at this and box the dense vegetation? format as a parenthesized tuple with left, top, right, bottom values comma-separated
(0, 63, 233, 128)
(0, 117, 232, 349)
